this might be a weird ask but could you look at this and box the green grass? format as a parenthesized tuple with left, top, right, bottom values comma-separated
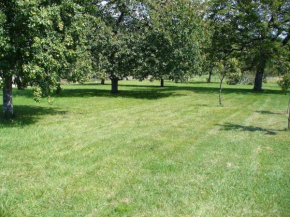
(0, 79, 289, 216)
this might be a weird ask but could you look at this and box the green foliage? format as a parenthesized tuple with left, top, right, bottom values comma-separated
(278, 74, 290, 94)
(226, 72, 242, 85)
(272, 42, 290, 93)
(33, 87, 42, 103)
(90, 1, 146, 82)
(214, 58, 241, 80)
(208, 0, 290, 90)
(139, 0, 202, 82)
(0, 0, 94, 101)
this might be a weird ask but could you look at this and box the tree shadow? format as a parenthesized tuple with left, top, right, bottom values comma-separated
(55, 88, 176, 100)
(81, 82, 163, 89)
(84, 82, 280, 96)
(217, 123, 282, 135)
(161, 85, 282, 95)
(13, 82, 283, 101)
(193, 103, 219, 107)
(82, 80, 207, 88)
(256, 110, 285, 115)
(0, 105, 67, 128)
(117, 82, 210, 89)
(81, 83, 111, 86)
(117, 83, 283, 95)
(118, 84, 162, 88)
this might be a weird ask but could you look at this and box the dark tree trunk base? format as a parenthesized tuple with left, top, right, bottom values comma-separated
(56, 83, 62, 94)
(254, 59, 266, 91)
(160, 78, 164, 87)
(111, 78, 119, 94)
(3, 76, 13, 116)
(208, 71, 212, 83)
(253, 71, 263, 91)
(101, 78, 105, 85)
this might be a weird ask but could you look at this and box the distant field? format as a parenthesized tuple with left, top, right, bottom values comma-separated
(0, 80, 289, 216)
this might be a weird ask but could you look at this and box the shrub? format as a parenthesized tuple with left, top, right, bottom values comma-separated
(278, 74, 290, 94)
(226, 71, 242, 85)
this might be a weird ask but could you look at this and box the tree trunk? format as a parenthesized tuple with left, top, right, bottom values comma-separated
(219, 75, 225, 106)
(160, 78, 164, 87)
(3, 76, 13, 116)
(207, 64, 214, 83)
(111, 78, 119, 94)
(56, 83, 62, 94)
(208, 71, 212, 83)
(101, 78, 105, 85)
(254, 59, 266, 91)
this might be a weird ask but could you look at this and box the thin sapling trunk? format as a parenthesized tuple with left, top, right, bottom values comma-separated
(219, 75, 225, 106)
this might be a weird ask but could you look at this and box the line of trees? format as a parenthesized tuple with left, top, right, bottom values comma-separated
(0, 0, 204, 116)
(1, 0, 289, 117)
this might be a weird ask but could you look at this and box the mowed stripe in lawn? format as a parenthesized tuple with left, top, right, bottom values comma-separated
(0, 80, 289, 216)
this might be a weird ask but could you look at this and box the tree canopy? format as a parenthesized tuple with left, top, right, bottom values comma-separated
(139, 0, 203, 87)
(0, 0, 290, 117)
(0, 0, 94, 115)
(208, 0, 290, 91)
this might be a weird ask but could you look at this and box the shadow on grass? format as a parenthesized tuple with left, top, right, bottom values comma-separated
(217, 123, 282, 135)
(0, 105, 67, 127)
(256, 110, 285, 115)
(55, 89, 176, 100)
(163, 86, 282, 95)
(13, 82, 283, 101)
(49, 84, 282, 101)
(10, 87, 175, 100)
(84, 80, 207, 87)
(115, 83, 283, 95)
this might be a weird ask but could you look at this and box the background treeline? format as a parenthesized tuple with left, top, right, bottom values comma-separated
(0, 0, 289, 116)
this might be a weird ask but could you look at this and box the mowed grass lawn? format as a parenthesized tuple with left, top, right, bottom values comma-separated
(0, 80, 289, 216)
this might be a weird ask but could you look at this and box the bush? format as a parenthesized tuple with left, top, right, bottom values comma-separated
(226, 72, 242, 85)
(278, 74, 290, 94)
